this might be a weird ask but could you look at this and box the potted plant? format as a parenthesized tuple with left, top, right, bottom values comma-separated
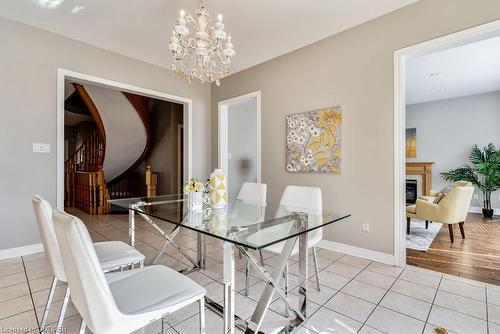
(441, 143, 500, 218)
(184, 178, 205, 212)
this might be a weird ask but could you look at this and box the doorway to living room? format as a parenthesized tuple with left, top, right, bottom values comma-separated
(394, 21, 500, 284)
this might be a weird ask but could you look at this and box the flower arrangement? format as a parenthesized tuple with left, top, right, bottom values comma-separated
(184, 178, 205, 193)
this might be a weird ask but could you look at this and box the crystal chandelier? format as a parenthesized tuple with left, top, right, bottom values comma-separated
(169, 1, 235, 86)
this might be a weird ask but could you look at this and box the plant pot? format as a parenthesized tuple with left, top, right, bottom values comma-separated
(187, 192, 203, 212)
(482, 208, 494, 218)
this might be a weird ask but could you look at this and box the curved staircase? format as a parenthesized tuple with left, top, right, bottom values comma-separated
(64, 83, 156, 214)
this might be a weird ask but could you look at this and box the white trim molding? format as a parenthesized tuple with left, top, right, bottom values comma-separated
(393, 19, 500, 267)
(0, 244, 44, 261)
(318, 240, 395, 266)
(217, 91, 262, 182)
(469, 206, 500, 215)
(56, 68, 193, 209)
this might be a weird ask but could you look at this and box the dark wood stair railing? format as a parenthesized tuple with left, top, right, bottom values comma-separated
(64, 86, 156, 214)
(65, 83, 109, 214)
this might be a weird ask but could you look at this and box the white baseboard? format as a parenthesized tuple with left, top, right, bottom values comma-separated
(0, 243, 44, 261)
(468, 206, 499, 214)
(317, 240, 395, 266)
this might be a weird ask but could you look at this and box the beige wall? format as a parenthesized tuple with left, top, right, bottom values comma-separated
(0, 17, 211, 249)
(211, 0, 500, 255)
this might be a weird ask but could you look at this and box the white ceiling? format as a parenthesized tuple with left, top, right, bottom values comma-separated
(406, 36, 500, 105)
(0, 0, 418, 74)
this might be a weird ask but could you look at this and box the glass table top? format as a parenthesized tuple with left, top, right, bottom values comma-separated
(109, 194, 350, 250)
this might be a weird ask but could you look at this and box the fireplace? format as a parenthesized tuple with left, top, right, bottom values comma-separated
(406, 179, 418, 204)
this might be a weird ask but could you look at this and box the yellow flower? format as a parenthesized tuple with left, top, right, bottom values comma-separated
(194, 181, 204, 192)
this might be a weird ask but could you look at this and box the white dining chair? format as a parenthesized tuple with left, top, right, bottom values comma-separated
(32, 195, 145, 333)
(52, 209, 206, 334)
(233, 182, 267, 296)
(269, 186, 322, 289)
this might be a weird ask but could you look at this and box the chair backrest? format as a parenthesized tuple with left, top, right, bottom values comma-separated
(438, 184, 474, 223)
(453, 181, 473, 188)
(52, 209, 120, 333)
(32, 195, 66, 282)
(277, 186, 323, 240)
(237, 182, 267, 205)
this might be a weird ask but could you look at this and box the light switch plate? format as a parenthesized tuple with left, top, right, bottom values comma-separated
(33, 143, 50, 153)
(362, 223, 369, 233)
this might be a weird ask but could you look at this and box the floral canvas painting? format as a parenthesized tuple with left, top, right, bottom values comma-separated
(286, 107, 342, 173)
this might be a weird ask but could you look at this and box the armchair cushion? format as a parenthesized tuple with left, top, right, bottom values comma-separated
(406, 204, 416, 214)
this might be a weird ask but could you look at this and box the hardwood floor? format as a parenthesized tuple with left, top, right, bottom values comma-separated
(407, 213, 500, 285)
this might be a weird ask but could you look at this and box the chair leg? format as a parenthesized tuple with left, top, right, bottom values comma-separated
(79, 319, 86, 334)
(40, 276, 57, 332)
(55, 286, 70, 334)
(199, 297, 206, 334)
(312, 246, 321, 292)
(283, 261, 289, 318)
(459, 222, 465, 239)
(259, 250, 265, 266)
(425, 220, 429, 229)
(448, 224, 454, 243)
(244, 258, 250, 296)
(407, 217, 411, 235)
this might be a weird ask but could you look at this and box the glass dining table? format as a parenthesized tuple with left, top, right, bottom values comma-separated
(109, 194, 350, 334)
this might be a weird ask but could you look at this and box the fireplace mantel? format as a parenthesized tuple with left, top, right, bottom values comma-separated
(406, 162, 434, 196)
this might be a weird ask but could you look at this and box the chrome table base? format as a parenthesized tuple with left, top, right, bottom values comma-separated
(128, 207, 310, 334)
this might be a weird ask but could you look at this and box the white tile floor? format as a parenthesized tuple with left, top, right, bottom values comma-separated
(0, 210, 499, 334)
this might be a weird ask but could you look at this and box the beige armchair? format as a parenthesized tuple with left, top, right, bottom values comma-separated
(406, 181, 474, 242)
(419, 181, 473, 202)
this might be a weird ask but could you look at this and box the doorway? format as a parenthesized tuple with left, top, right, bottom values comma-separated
(394, 20, 500, 283)
(56, 69, 193, 210)
(218, 91, 261, 198)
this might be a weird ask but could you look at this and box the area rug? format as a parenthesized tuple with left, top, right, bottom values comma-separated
(406, 219, 443, 251)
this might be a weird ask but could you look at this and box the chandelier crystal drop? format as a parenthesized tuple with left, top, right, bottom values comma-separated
(169, 1, 235, 86)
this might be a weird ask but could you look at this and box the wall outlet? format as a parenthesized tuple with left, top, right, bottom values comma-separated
(362, 223, 369, 233)
(33, 143, 50, 153)
(473, 193, 479, 200)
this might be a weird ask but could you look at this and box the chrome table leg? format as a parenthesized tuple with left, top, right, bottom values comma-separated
(298, 217, 309, 319)
(223, 242, 235, 334)
(128, 207, 135, 247)
(39, 276, 57, 332)
(197, 233, 207, 270)
(312, 246, 321, 291)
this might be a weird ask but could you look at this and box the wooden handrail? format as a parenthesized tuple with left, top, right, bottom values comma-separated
(73, 83, 106, 167)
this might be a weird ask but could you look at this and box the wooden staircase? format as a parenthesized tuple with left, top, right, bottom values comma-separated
(64, 84, 157, 215)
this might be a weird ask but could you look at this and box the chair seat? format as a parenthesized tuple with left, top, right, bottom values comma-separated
(106, 265, 206, 315)
(94, 241, 145, 271)
(265, 230, 322, 256)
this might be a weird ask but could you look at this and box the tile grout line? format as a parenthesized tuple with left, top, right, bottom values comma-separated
(421, 273, 443, 334)
(21, 256, 41, 333)
(486, 285, 490, 334)
(356, 265, 406, 334)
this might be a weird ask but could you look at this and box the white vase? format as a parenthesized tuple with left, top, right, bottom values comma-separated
(209, 169, 227, 209)
(187, 192, 203, 212)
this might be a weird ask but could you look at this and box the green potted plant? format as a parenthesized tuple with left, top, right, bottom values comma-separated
(441, 143, 500, 218)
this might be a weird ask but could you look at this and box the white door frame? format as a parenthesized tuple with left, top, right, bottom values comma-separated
(393, 20, 500, 266)
(56, 68, 193, 209)
(217, 91, 262, 183)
